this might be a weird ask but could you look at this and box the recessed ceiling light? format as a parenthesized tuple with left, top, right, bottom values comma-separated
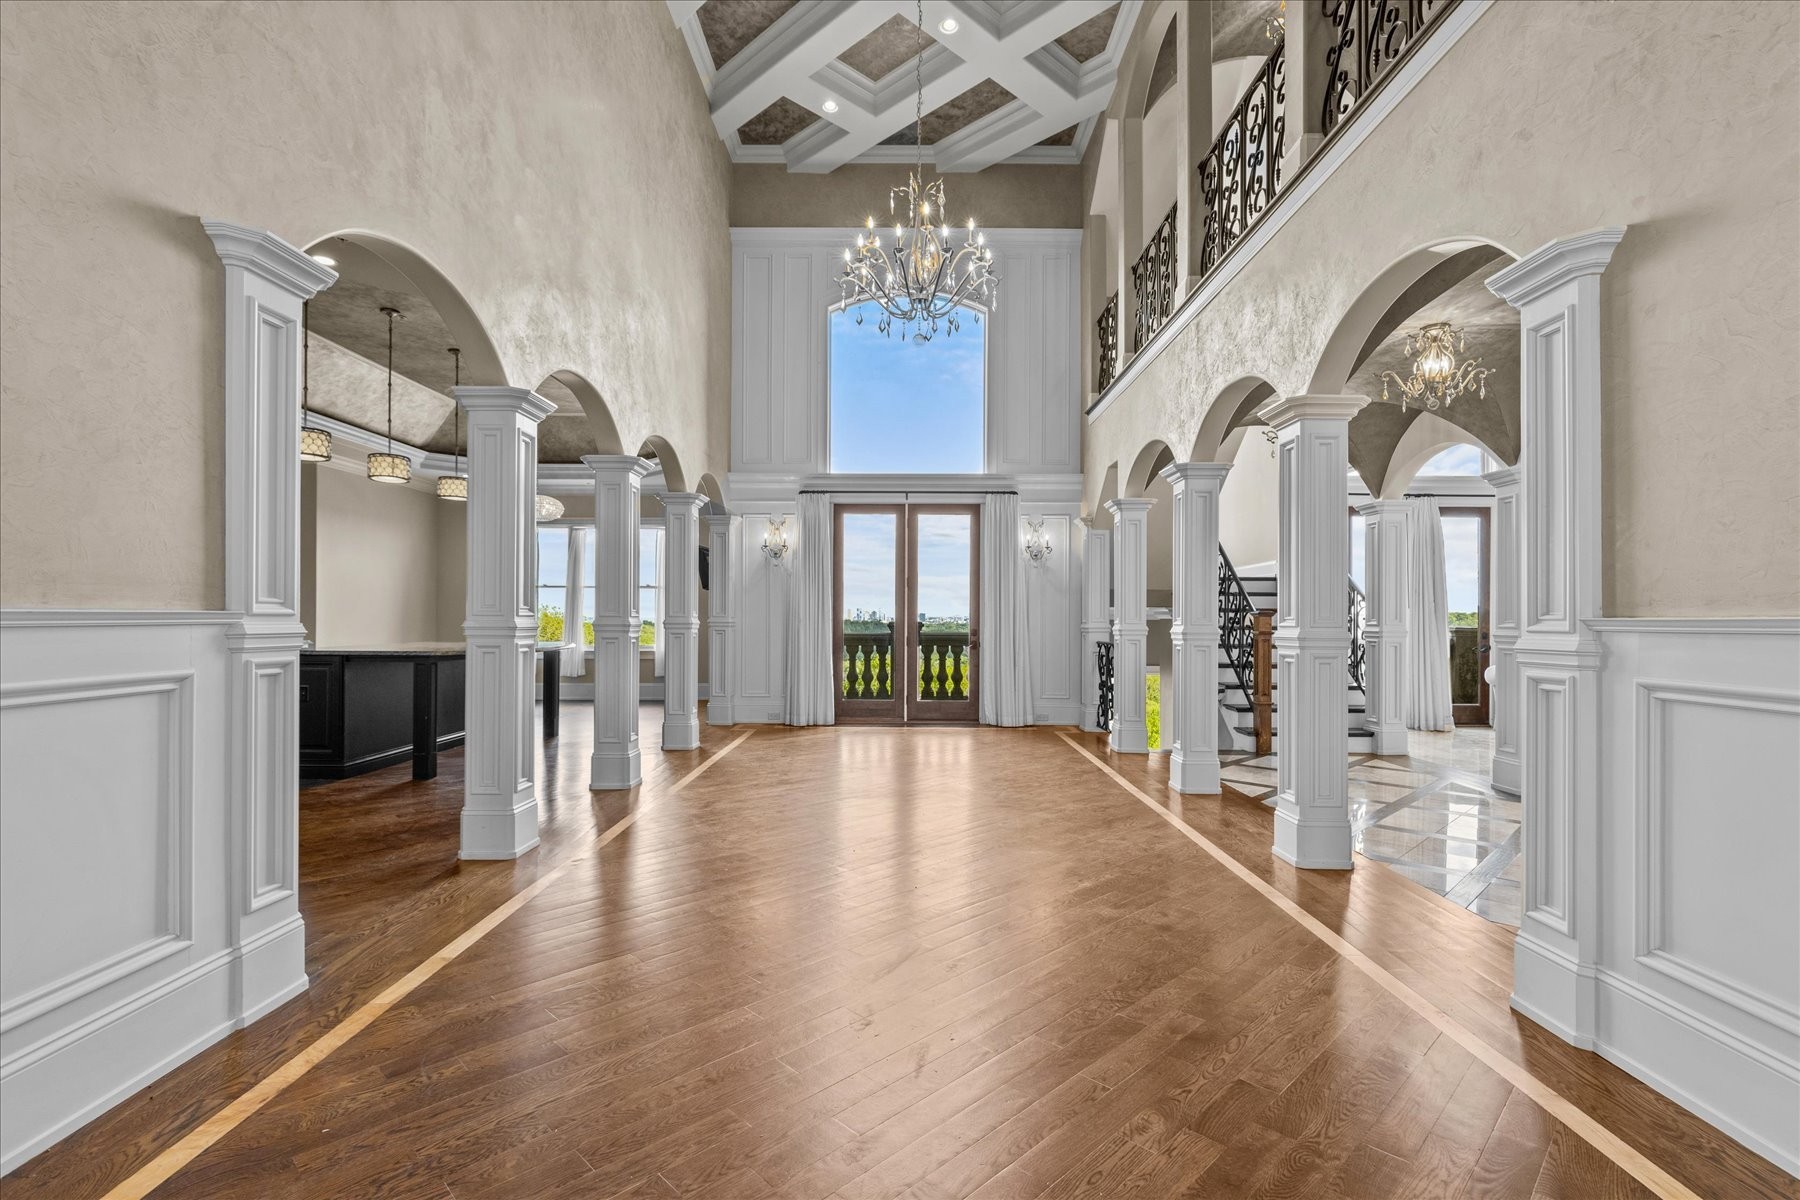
(938, 17, 959, 33)
(310, 253, 337, 267)
(822, 98, 839, 113)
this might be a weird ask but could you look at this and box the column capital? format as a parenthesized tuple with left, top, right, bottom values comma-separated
(454, 386, 557, 424)
(203, 219, 337, 298)
(1103, 497, 1155, 518)
(1486, 227, 1625, 308)
(1356, 498, 1412, 519)
(705, 511, 737, 532)
(657, 492, 708, 514)
(582, 453, 655, 479)
(1258, 393, 1369, 430)
(1482, 465, 1523, 490)
(1158, 461, 1231, 490)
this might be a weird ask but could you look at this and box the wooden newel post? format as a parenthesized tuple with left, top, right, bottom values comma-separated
(1252, 609, 1276, 756)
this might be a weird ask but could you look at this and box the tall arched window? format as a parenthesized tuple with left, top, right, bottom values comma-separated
(829, 300, 985, 474)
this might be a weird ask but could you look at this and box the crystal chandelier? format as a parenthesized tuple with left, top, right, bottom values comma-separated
(436, 347, 468, 500)
(367, 306, 412, 484)
(1380, 321, 1493, 412)
(1264, 0, 1286, 41)
(299, 300, 332, 462)
(535, 494, 564, 522)
(837, 0, 997, 341)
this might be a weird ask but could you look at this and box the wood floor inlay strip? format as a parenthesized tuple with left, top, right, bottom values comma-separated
(100, 730, 756, 1200)
(1052, 731, 1702, 1200)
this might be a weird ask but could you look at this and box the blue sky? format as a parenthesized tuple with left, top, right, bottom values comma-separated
(829, 301, 984, 475)
(840, 511, 972, 624)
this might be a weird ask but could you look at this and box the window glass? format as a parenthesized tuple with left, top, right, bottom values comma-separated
(829, 299, 984, 474)
(1418, 443, 1485, 475)
(638, 528, 660, 648)
(537, 527, 569, 644)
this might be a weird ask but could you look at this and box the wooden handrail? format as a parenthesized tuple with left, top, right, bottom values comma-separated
(1252, 609, 1276, 756)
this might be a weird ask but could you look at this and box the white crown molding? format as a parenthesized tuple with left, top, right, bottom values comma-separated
(0, 609, 240, 627)
(1086, 0, 1493, 423)
(1486, 226, 1627, 308)
(201, 220, 336, 298)
(729, 225, 1082, 247)
(1584, 618, 1800, 635)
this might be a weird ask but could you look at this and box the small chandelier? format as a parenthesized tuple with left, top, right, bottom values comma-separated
(837, 0, 997, 341)
(761, 517, 789, 561)
(1380, 321, 1492, 412)
(367, 306, 412, 484)
(436, 347, 468, 500)
(299, 300, 332, 462)
(535, 494, 564, 523)
(1264, 0, 1286, 41)
(1023, 518, 1052, 565)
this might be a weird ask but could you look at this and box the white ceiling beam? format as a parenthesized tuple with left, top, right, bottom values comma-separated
(784, 45, 987, 173)
(709, 0, 905, 138)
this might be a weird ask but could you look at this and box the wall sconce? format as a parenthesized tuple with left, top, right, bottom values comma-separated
(1263, 427, 1278, 458)
(762, 516, 790, 561)
(1023, 517, 1052, 565)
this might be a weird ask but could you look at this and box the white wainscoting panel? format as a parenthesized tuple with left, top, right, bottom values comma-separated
(1021, 506, 1083, 726)
(1585, 618, 1800, 1174)
(0, 613, 243, 1174)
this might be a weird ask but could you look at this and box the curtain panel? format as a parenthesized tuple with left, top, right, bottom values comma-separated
(978, 493, 1034, 726)
(784, 494, 835, 726)
(1404, 495, 1454, 730)
(561, 526, 588, 677)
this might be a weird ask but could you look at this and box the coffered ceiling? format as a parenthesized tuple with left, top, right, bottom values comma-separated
(668, 0, 1144, 172)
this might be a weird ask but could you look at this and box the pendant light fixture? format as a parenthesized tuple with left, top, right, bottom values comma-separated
(535, 494, 565, 522)
(367, 306, 412, 484)
(436, 346, 468, 500)
(299, 300, 332, 462)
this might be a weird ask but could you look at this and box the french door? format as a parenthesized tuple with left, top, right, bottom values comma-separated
(833, 503, 980, 724)
(1442, 505, 1491, 726)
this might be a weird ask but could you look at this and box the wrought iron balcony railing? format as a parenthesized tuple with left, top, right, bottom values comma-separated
(1131, 203, 1178, 352)
(1095, 640, 1115, 730)
(1096, 291, 1119, 392)
(1200, 40, 1285, 279)
(1323, 0, 1453, 135)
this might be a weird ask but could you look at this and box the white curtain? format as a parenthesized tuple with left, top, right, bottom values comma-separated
(651, 525, 665, 678)
(1404, 496, 1454, 730)
(560, 527, 588, 677)
(978, 492, 1034, 727)
(784, 494, 835, 726)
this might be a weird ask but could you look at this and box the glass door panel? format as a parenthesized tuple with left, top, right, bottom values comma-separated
(834, 506, 902, 722)
(907, 507, 979, 723)
(1442, 508, 1490, 725)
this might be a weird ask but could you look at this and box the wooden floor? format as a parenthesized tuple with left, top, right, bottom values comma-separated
(8, 712, 1794, 1199)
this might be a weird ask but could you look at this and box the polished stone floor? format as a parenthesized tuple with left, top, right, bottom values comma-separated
(1221, 727, 1522, 926)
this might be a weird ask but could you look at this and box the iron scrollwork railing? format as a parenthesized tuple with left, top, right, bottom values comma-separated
(1199, 40, 1286, 278)
(1322, 0, 1452, 136)
(1096, 640, 1115, 730)
(1217, 547, 1259, 701)
(1347, 578, 1369, 691)
(1131, 203, 1178, 352)
(1096, 291, 1120, 392)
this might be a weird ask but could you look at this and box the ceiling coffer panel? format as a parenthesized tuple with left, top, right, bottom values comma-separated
(881, 79, 1017, 146)
(738, 96, 818, 145)
(1055, 5, 1119, 63)
(697, 0, 796, 71)
(838, 14, 927, 82)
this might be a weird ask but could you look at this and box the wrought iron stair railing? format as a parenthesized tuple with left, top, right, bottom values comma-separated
(1347, 578, 1369, 691)
(1095, 291, 1119, 392)
(1200, 38, 1285, 278)
(1217, 548, 1260, 703)
(1322, 0, 1453, 136)
(1131, 203, 1178, 351)
(1095, 640, 1115, 731)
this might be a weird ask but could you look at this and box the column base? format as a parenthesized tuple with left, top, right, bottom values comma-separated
(1167, 748, 1220, 794)
(1491, 747, 1521, 795)
(662, 714, 700, 751)
(1272, 798, 1353, 869)
(1110, 723, 1149, 754)
(1366, 722, 1410, 756)
(460, 794, 541, 860)
(234, 914, 309, 1023)
(706, 699, 735, 727)
(1511, 927, 1596, 1048)
(591, 742, 642, 791)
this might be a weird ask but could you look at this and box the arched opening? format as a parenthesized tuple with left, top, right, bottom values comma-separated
(638, 435, 687, 494)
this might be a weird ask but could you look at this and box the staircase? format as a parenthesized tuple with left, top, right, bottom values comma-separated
(1217, 551, 1372, 754)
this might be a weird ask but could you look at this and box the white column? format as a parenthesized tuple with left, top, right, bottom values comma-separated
(1174, 0, 1213, 296)
(706, 513, 739, 726)
(1260, 394, 1367, 868)
(1104, 499, 1153, 753)
(588, 455, 654, 789)
(1358, 499, 1411, 755)
(1487, 228, 1624, 1040)
(658, 493, 705, 750)
(1483, 465, 1523, 795)
(457, 386, 557, 860)
(203, 221, 336, 1017)
(1280, 0, 1330, 180)
(1162, 463, 1230, 792)
(1111, 115, 1144, 353)
(1078, 521, 1112, 733)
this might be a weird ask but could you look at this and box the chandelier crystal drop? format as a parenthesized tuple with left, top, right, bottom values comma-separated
(1380, 321, 1492, 412)
(836, 0, 997, 342)
(368, 306, 412, 484)
(437, 346, 468, 500)
(535, 494, 565, 523)
(1264, 0, 1286, 42)
(299, 300, 332, 462)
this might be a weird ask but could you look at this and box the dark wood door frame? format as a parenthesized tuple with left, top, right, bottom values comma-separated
(904, 504, 980, 724)
(833, 505, 904, 724)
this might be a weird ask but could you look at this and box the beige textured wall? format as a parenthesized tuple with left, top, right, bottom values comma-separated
(1219, 429, 1279, 569)
(731, 163, 1083, 229)
(1083, 1, 1800, 616)
(308, 468, 442, 646)
(0, 0, 731, 608)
